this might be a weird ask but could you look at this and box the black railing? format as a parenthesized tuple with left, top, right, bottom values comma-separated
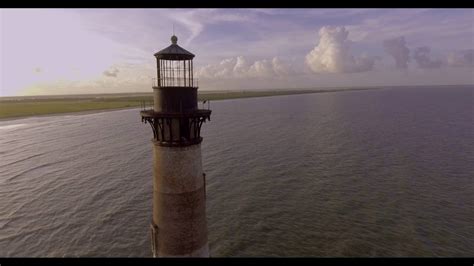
(140, 109, 212, 147)
(152, 77, 198, 88)
(140, 100, 153, 111)
(141, 100, 210, 112)
(200, 100, 211, 110)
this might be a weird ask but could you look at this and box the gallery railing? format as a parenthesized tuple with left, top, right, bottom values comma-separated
(152, 77, 198, 88)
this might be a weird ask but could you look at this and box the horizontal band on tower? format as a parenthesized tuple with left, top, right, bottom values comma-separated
(152, 137, 203, 147)
(140, 109, 211, 118)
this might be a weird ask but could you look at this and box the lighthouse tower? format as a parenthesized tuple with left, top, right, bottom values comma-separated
(140, 35, 211, 257)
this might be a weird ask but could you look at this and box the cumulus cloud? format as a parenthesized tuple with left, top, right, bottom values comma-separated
(272, 57, 294, 75)
(233, 56, 251, 76)
(196, 56, 294, 79)
(247, 59, 273, 77)
(447, 49, 474, 67)
(383, 36, 410, 69)
(305, 26, 376, 73)
(103, 67, 119, 77)
(413, 47, 442, 69)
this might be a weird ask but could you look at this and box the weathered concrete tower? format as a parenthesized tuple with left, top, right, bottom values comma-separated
(140, 35, 211, 257)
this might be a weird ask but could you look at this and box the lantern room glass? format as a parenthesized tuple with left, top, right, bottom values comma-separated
(156, 59, 195, 87)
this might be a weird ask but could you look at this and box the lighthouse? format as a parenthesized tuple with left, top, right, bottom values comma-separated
(140, 35, 211, 257)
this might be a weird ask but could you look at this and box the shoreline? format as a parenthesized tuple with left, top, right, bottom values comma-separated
(0, 88, 381, 122)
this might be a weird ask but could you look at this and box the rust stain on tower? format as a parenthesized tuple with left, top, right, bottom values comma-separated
(140, 35, 211, 257)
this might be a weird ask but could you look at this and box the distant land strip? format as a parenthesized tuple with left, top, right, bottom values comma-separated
(0, 88, 380, 120)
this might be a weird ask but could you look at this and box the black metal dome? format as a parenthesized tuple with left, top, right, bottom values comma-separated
(154, 35, 195, 60)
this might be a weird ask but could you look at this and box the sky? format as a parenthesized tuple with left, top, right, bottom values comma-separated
(0, 8, 473, 96)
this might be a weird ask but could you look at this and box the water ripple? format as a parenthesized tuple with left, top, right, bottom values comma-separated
(0, 86, 473, 257)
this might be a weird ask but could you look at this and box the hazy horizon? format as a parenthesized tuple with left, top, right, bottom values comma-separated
(1, 8, 473, 96)
(2, 84, 473, 99)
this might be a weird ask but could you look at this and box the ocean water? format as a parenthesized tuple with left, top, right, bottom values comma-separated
(0, 86, 473, 257)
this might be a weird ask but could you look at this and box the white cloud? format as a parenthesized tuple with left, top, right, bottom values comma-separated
(272, 57, 294, 75)
(169, 9, 257, 45)
(195, 56, 295, 79)
(345, 9, 473, 50)
(248, 59, 273, 77)
(233, 56, 251, 76)
(413, 46, 442, 69)
(383, 36, 410, 69)
(305, 26, 376, 73)
(447, 49, 474, 67)
(103, 67, 120, 77)
(172, 10, 205, 45)
(1, 9, 148, 96)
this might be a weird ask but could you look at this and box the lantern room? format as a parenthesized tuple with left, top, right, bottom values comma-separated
(153, 35, 196, 88)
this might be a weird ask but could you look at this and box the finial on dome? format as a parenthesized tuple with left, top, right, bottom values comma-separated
(171, 35, 178, 44)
